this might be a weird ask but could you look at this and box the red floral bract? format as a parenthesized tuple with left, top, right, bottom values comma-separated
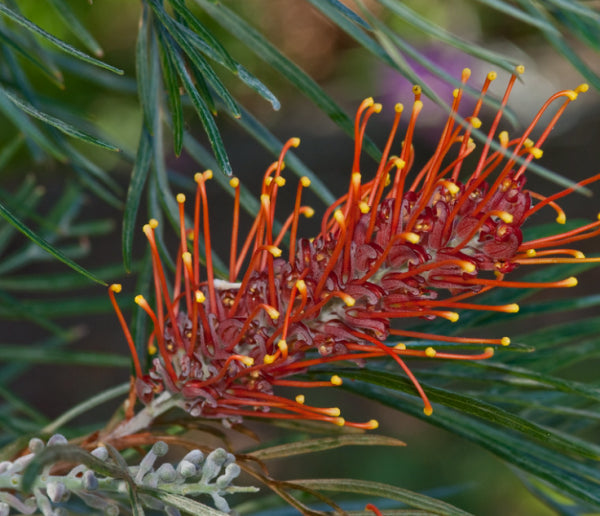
(110, 67, 600, 428)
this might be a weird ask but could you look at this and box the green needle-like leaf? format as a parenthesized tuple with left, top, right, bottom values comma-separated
(46, 0, 104, 57)
(1, 87, 120, 151)
(0, 3, 122, 74)
(292, 478, 473, 516)
(0, 199, 106, 285)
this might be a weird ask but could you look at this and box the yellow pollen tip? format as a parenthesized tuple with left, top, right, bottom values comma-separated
(366, 419, 379, 430)
(277, 339, 288, 352)
(445, 182, 460, 195)
(499, 131, 509, 146)
(342, 295, 356, 307)
(403, 232, 420, 244)
(176, 193, 185, 203)
(565, 276, 578, 287)
(529, 147, 543, 159)
(565, 90, 578, 101)
(134, 295, 145, 305)
(576, 83, 589, 93)
(516, 65, 525, 74)
(448, 312, 459, 322)
(194, 172, 203, 183)
(301, 176, 311, 187)
(240, 356, 254, 366)
(597, 213, 600, 221)
(330, 375, 343, 386)
(334, 417, 346, 427)
(195, 291, 206, 303)
(385, 173, 391, 186)
(414, 100, 423, 111)
(290, 137, 301, 147)
(109, 283, 122, 293)
(423, 406, 433, 416)
(574, 251, 585, 259)
(264, 177, 273, 187)
(275, 177, 286, 187)
(394, 158, 406, 169)
(373, 103, 382, 113)
(296, 279, 307, 292)
(395, 103, 403, 112)
(203, 169, 213, 180)
(352, 172, 362, 183)
(229, 177, 239, 188)
(425, 347, 436, 358)
(295, 394, 305, 404)
(523, 138, 534, 148)
(149, 218, 159, 229)
(269, 247, 282, 257)
(526, 249, 536, 257)
(487, 71, 497, 81)
(304, 207, 315, 218)
(394, 343, 406, 350)
(324, 407, 341, 417)
(364, 97, 374, 107)
(501, 337, 511, 346)
(182, 251, 192, 262)
(263, 354, 276, 365)
(260, 193, 270, 204)
(470, 117, 482, 129)
(498, 212, 514, 224)
(452, 88, 460, 98)
(266, 307, 279, 320)
(334, 209, 345, 224)
(148, 343, 157, 355)
(460, 261, 476, 273)
(505, 303, 520, 313)
(485, 347, 495, 356)
(556, 213, 566, 224)
(462, 67, 471, 79)
(359, 201, 370, 214)
(412, 85, 422, 95)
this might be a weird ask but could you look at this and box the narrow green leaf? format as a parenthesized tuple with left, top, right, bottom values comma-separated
(173, 20, 280, 110)
(251, 434, 405, 461)
(123, 128, 153, 272)
(344, 380, 600, 507)
(137, 4, 160, 132)
(292, 479, 473, 516)
(517, 0, 600, 90)
(150, 0, 240, 118)
(543, 0, 600, 22)
(0, 89, 66, 161)
(160, 29, 232, 175)
(46, 0, 104, 56)
(168, 0, 238, 71)
(0, 3, 122, 74)
(0, 26, 63, 86)
(157, 30, 184, 155)
(0, 262, 131, 291)
(376, 0, 517, 72)
(471, 0, 562, 34)
(0, 199, 106, 285)
(1, 87, 120, 151)
(333, 368, 600, 460)
(319, 0, 371, 29)
(195, 0, 379, 160)
(0, 133, 24, 169)
(142, 489, 228, 516)
(0, 346, 129, 367)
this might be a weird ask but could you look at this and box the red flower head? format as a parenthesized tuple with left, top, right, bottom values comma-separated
(110, 67, 600, 428)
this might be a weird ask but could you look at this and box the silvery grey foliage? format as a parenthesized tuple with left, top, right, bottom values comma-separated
(0, 435, 257, 515)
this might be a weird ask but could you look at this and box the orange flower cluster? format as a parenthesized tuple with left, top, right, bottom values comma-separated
(110, 67, 599, 427)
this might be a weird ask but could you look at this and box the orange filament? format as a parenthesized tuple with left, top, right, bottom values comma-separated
(108, 285, 142, 378)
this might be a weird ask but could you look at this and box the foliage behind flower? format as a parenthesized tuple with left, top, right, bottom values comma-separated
(110, 67, 600, 429)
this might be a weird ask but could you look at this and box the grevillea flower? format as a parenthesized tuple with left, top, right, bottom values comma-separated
(110, 67, 600, 428)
